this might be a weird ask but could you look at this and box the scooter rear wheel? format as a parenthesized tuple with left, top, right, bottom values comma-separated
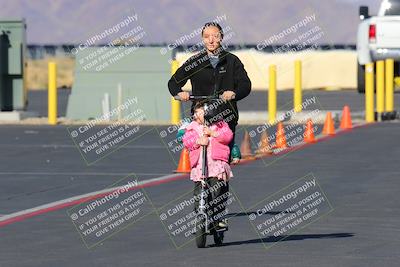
(213, 230, 224, 246)
(195, 215, 207, 248)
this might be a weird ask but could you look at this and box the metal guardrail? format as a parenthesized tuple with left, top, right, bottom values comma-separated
(171, 44, 357, 60)
(26, 44, 357, 60)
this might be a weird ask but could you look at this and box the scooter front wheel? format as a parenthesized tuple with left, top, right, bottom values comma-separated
(195, 215, 207, 248)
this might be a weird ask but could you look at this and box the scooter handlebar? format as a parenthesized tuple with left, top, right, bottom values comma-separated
(173, 94, 235, 101)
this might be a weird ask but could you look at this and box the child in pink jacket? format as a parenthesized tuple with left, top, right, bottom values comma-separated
(182, 101, 233, 228)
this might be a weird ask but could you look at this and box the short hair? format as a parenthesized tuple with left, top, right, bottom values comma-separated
(201, 22, 224, 39)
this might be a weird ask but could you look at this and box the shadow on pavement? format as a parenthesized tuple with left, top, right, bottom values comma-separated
(226, 211, 294, 218)
(209, 233, 354, 248)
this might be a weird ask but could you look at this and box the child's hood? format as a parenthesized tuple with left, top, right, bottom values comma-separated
(186, 121, 226, 133)
(186, 121, 203, 133)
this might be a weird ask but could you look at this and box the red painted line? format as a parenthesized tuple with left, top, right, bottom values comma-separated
(0, 174, 188, 228)
(255, 122, 372, 158)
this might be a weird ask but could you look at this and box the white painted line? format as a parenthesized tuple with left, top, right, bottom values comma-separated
(0, 172, 170, 176)
(0, 144, 165, 148)
(0, 173, 187, 225)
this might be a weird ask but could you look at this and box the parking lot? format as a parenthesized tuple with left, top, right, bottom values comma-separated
(0, 122, 399, 266)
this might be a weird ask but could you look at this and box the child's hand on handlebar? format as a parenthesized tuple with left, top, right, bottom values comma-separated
(203, 126, 217, 137)
(177, 92, 190, 101)
(196, 136, 209, 146)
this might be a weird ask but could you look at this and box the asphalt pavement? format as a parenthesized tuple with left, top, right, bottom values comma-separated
(0, 122, 399, 266)
(27, 89, 400, 118)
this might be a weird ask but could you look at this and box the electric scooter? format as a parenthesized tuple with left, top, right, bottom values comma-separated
(174, 94, 229, 248)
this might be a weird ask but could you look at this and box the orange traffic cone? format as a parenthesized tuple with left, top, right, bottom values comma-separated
(240, 130, 254, 159)
(340, 105, 352, 129)
(323, 112, 335, 135)
(174, 147, 191, 173)
(275, 122, 287, 148)
(256, 130, 273, 156)
(304, 119, 316, 143)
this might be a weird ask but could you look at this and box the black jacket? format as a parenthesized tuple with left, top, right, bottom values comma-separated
(168, 49, 251, 126)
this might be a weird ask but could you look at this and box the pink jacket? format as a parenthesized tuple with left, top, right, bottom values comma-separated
(182, 121, 233, 168)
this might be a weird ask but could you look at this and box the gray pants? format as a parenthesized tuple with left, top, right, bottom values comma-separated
(193, 177, 229, 223)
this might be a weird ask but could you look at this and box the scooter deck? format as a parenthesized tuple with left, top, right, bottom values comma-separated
(204, 224, 228, 235)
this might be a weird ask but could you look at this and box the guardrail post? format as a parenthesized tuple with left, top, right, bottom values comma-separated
(48, 62, 57, 125)
(268, 65, 277, 124)
(365, 62, 375, 123)
(294, 60, 302, 112)
(385, 59, 394, 113)
(170, 60, 180, 124)
(376, 60, 385, 120)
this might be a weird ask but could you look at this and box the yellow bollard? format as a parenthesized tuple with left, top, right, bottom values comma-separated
(385, 59, 394, 112)
(48, 62, 57, 125)
(170, 60, 181, 124)
(376, 60, 385, 117)
(268, 65, 277, 124)
(365, 63, 375, 122)
(294, 60, 302, 112)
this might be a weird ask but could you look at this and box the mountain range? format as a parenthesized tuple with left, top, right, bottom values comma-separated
(0, 0, 381, 44)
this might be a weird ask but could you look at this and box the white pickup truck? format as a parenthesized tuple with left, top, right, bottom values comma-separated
(357, 0, 400, 93)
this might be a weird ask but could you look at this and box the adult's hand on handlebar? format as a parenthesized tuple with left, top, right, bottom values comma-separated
(221, 90, 236, 101)
(177, 92, 190, 101)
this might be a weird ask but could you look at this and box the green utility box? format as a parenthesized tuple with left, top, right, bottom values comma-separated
(67, 47, 172, 122)
(0, 19, 27, 111)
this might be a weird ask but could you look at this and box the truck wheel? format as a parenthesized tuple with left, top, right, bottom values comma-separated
(357, 63, 365, 94)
